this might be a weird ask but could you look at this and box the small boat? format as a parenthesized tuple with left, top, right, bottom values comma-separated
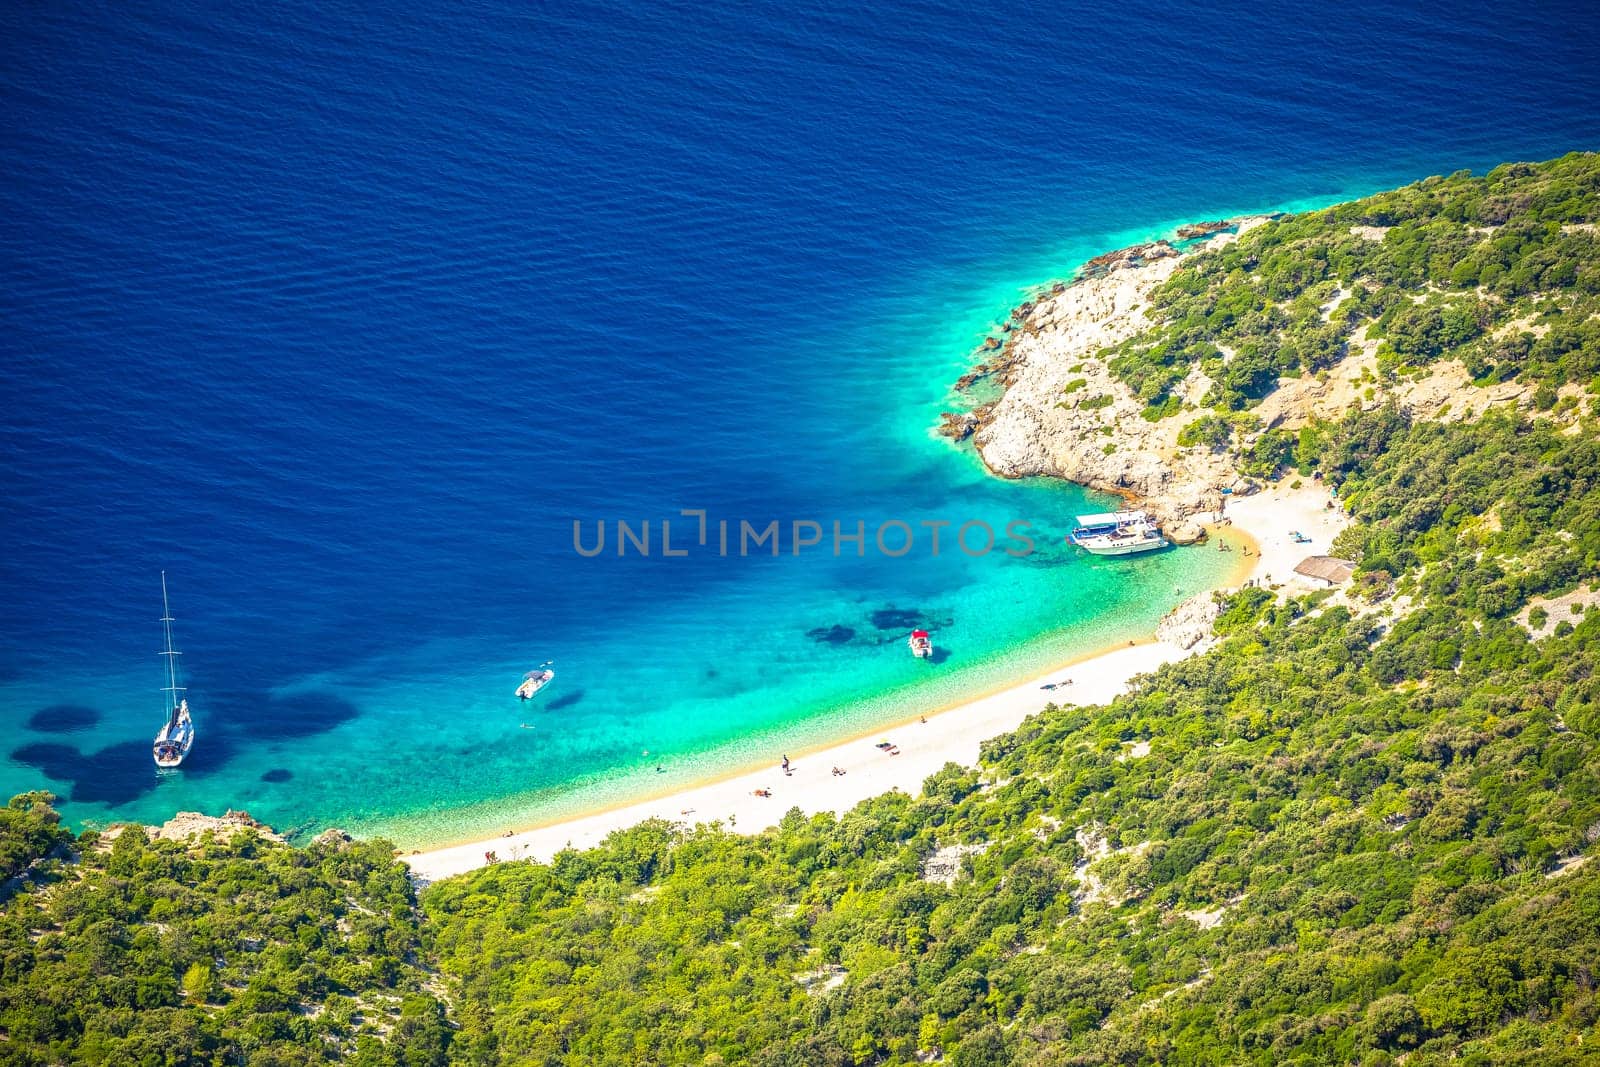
(516, 662, 555, 701)
(908, 630, 933, 658)
(152, 572, 196, 769)
(1069, 511, 1169, 556)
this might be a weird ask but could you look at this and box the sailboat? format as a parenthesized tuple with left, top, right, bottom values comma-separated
(152, 572, 195, 769)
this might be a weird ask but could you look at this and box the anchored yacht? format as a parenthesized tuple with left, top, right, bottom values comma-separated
(1069, 511, 1169, 556)
(151, 573, 195, 769)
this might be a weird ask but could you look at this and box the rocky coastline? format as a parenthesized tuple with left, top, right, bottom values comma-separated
(939, 216, 1282, 531)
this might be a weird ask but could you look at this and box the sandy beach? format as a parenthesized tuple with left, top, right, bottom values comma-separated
(408, 641, 1183, 882)
(405, 483, 1344, 883)
(1221, 480, 1348, 594)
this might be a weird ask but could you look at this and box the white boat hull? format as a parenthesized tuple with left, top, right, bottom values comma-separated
(153, 701, 194, 768)
(153, 743, 192, 769)
(1069, 510, 1168, 557)
(1076, 536, 1169, 556)
(517, 669, 555, 700)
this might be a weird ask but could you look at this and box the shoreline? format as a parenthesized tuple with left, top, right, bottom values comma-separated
(365, 580, 1222, 851)
(400, 625, 1200, 857)
(400, 212, 1356, 883)
(403, 513, 1322, 885)
(405, 642, 1186, 883)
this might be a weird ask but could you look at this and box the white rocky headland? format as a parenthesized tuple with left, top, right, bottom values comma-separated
(942, 218, 1277, 540)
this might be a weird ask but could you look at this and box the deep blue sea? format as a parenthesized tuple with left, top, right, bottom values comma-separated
(3, 1, 1598, 845)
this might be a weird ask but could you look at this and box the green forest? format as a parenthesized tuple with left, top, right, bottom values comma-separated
(3, 156, 1600, 1065)
(1107, 152, 1600, 447)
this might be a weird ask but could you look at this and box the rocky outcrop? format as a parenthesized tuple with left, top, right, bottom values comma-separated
(943, 218, 1283, 524)
(953, 364, 990, 390)
(1077, 240, 1179, 280)
(937, 411, 979, 440)
(1166, 519, 1207, 545)
(1156, 592, 1222, 650)
(149, 809, 284, 843)
(314, 828, 355, 849)
(1175, 219, 1232, 240)
(963, 249, 1231, 522)
(921, 842, 989, 887)
(1173, 214, 1286, 242)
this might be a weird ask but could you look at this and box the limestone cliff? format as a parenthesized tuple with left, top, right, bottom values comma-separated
(953, 220, 1276, 523)
(948, 212, 1556, 523)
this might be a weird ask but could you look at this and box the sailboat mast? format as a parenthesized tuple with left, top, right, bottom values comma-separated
(160, 571, 184, 707)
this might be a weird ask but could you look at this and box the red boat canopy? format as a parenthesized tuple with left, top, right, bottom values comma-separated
(911, 630, 929, 638)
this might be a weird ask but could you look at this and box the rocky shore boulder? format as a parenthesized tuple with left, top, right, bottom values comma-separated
(1166, 519, 1207, 545)
(937, 411, 979, 440)
(1175, 219, 1233, 240)
(1157, 592, 1223, 650)
(953, 365, 989, 390)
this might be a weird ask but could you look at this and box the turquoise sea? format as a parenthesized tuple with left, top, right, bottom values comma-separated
(3, 1, 1598, 845)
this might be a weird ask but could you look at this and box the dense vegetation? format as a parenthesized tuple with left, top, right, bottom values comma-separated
(1105, 152, 1600, 428)
(0, 820, 448, 1065)
(4, 158, 1599, 1065)
(416, 409, 1600, 1066)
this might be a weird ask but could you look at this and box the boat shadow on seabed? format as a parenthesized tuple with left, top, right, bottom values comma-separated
(8, 688, 361, 807)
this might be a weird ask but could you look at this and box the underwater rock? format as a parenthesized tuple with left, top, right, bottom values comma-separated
(25, 704, 100, 734)
(869, 608, 925, 631)
(807, 624, 856, 646)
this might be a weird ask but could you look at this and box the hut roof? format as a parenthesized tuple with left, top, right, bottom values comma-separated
(1294, 556, 1356, 584)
